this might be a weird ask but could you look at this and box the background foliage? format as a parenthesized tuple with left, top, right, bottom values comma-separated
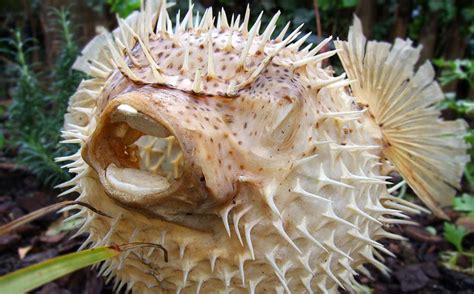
(1, 8, 83, 186)
(0, 0, 473, 291)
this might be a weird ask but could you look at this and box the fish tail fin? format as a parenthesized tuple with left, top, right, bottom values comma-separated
(334, 17, 470, 219)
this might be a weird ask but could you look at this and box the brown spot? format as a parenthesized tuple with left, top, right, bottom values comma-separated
(283, 96, 293, 103)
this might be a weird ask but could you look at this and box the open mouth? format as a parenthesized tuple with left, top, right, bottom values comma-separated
(84, 102, 185, 206)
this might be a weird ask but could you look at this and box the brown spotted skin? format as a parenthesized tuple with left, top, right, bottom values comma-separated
(57, 2, 468, 293)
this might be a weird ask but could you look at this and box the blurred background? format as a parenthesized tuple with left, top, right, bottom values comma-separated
(0, 0, 473, 293)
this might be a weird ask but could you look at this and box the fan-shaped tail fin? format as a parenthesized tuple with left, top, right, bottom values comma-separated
(335, 17, 470, 219)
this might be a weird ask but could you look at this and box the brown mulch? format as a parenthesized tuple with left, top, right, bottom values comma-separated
(359, 220, 474, 293)
(0, 159, 473, 293)
(0, 159, 113, 293)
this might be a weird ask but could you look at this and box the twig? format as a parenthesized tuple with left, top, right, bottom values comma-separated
(313, 0, 322, 38)
(0, 201, 111, 236)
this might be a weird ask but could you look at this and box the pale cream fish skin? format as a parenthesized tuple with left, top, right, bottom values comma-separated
(58, 0, 469, 293)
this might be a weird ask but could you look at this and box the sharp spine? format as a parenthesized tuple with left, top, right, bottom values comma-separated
(233, 206, 252, 246)
(306, 36, 333, 57)
(259, 10, 281, 50)
(206, 32, 216, 78)
(192, 69, 203, 93)
(273, 219, 302, 254)
(296, 217, 328, 252)
(244, 218, 261, 260)
(220, 8, 229, 29)
(182, 38, 190, 71)
(293, 178, 332, 203)
(293, 49, 341, 67)
(219, 203, 235, 237)
(238, 12, 262, 67)
(240, 5, 250, 35)
(275, 22, 290, 42)
(288, 32, 311, 51)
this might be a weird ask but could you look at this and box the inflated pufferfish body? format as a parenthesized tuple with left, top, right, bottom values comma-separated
(59, 1, 469, 292)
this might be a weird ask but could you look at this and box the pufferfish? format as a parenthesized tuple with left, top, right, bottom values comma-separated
(58, 0, 469, 292)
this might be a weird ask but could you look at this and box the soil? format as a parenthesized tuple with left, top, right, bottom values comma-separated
(0, 160, 113, 294)
(1, 159, 473, 293)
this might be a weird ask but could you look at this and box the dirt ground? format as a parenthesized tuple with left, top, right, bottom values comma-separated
(1, 158, 473, 293)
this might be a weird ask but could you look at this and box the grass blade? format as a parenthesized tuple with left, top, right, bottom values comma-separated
(0, 243, 167, 293)
(0, 246, 119, 294)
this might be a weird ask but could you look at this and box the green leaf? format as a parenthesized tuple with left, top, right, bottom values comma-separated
(0, 129, 4, 150)
(435, 58, 474, 88)
(0, 242, 168, 293)
(342, 0, 359, 8)
(107, 0, 140, 17)
(453, 194, 474, 214)
(5, 9, 82, 188)
(465, 129, 474, 145)
(465, 163, 474, 189)
(426, 226, 437, 235)
(317, 0, 332, 10)
(0, 247, 120, 294)
(443, 222, 467, 252)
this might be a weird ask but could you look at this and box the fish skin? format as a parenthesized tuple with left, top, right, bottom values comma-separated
(59, 1, 468, 292)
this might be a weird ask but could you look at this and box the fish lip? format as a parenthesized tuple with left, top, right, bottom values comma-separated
(82, 91, 190, 208)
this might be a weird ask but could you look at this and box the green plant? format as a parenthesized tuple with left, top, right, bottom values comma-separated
(107, 0, 140, 17)
(0, 246, 122, 294)
(442, 222, 474, 273)
(453, 193, 474, 217)
(444, 222, 469, 252)
(2, 8, 83, 187)
(0, 199, 168, 293)
(441, 195, 474, 272)
(440, 93, 474, 114)
(434, 59, 474, 88)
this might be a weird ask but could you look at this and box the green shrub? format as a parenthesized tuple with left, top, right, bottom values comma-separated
(2, 8, 83, 187)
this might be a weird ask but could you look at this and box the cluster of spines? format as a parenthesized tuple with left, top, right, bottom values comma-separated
(81, 0, 342, 98)
(208, 111, 424, 291)
(56, 1, 438, 292)
(212, 132, 427, 291)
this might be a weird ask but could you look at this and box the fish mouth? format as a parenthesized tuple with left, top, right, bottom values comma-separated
(82, 92, 187, 209)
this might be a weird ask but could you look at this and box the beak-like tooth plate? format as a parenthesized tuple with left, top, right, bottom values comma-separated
(112, 104, 172, 138)
(117, 104, 138, 115)
(106, 164, 170, 196)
